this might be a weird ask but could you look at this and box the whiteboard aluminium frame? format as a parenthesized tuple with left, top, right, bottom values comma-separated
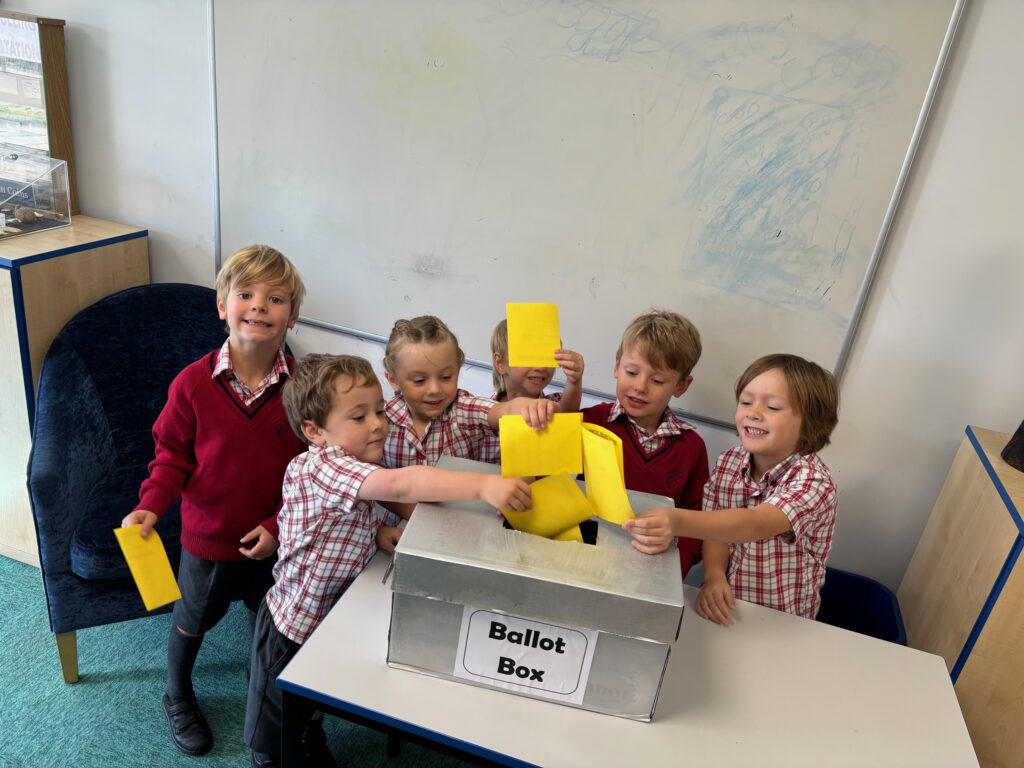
(207, 0, 969, 432)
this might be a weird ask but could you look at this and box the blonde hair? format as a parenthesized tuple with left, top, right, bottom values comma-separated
(215, 244, 306, 320)
(282, 354, 378, 443)
(617, 310, 702, 379)
(490, 319, 509, 392)
(383, 315, 465, 376)
(735, 354, 839, 454)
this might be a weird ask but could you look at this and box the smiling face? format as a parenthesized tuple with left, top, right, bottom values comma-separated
(217, 279, 295, 350)
(735, 367, 803, 478)
(494, 356, 555, 400)
(385, 340, 461, 430)
(613, 345, 691, 433)
(302, 375, 388, 463)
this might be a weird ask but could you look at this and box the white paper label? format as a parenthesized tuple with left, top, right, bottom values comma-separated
(453, 606, 598, 705)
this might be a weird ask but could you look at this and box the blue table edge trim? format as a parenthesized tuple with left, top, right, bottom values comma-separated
(0, 228, 148, 268)
(277, 678, 540, 768)
(9, 268, 34, 427)
(949, 426, 1024, 684)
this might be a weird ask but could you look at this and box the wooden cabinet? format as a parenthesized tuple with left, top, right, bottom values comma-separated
(899, 426, 1024, 768)
(0, 216, 149, 565)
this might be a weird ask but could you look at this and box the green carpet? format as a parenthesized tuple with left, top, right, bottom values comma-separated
(0, 556, 466, 767)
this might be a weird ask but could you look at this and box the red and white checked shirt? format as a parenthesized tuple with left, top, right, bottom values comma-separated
(266, 444, 399, 644)
(704, 447, 837, 619)
(478, 390, 563, 465)
(211, 339, 290, 406)
(383, 389, 496, 468)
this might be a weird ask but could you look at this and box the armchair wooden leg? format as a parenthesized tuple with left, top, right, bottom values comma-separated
(56, 631, 79, 683)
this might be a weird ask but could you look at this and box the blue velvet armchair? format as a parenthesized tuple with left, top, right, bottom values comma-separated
(27, 283, 228, 682)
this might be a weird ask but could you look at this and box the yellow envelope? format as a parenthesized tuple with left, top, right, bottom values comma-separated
(582, 422, 624, 483)
(500, 412, 583, 477)
(502, 473, 595, 538)
(553, 525, 584, 542)
(506, 303, 560, 367)
(114, 525, 182, 611)
(581, 426, 634, 524)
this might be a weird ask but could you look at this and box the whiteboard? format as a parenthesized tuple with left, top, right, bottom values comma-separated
(214, 0, 959, 424)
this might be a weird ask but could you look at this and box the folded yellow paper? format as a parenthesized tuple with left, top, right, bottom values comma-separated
(506, 302, 560, 367)
(582, 422, 624, 483)
(114, 525, 181, 611)
(581, 426, 634, 524)
(503, 473, 595, 538)
(500, 412, 583, 477)
(553, 525, 584, 542)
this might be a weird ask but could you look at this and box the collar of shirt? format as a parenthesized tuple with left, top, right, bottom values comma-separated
(607, 400, 695, 438)
(741, 449, 803, 487)
(212, 339, 289, 392)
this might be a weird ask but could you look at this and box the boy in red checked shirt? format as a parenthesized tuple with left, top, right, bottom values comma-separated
(582, 310, 709, 579)
(245, 354, 534, 768)
(121, 245, 306, 757)
(624, 354, 840, 622)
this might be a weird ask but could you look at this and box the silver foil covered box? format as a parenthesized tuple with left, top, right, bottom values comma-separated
(387, 456, 683, 721)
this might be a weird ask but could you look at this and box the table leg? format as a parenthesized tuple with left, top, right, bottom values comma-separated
(281, 690, 304, 768)
(386, 729, 402, 757)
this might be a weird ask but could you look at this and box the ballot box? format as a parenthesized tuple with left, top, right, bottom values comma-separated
(386, 456, 683, 721)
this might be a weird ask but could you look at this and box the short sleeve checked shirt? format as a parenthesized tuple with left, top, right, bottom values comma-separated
(477, 390, 563, 465)
(383, 389, 496, 468)
(266, 444, 399, 644)
(703, 447, 837, 619)
(604, 401, 696, 450)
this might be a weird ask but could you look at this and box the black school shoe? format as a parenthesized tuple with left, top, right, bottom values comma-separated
(250, 750, 278, 768)
(162, 692, 213, 755)
(302, 718, 337, 768)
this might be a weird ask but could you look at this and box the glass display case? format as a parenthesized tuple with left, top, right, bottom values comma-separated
(0, 145, 70, 240)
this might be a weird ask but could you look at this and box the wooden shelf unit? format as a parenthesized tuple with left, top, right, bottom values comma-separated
(0, 216, 149, 565)
(898, 425, 1024, 768)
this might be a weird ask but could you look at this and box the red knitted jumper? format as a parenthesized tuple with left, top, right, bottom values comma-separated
(582, 401, 710, 577)
(136, 351, 305, 561)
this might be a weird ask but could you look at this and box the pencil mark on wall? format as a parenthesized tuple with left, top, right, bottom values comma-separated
(410, 253, 447, 277)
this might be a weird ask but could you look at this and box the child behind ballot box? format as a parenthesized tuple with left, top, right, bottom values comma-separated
(581, 310, 710, 579)
(245, 354, 535, 768)
(624, 354, 839, 622)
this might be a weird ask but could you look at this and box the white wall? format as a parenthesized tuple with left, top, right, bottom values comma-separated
(30, 0, 1024, 589)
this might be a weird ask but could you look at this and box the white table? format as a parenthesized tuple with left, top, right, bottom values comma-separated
(277, 551, 977, 767)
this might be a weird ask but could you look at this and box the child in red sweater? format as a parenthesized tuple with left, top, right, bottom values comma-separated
(581, 310, 709, 579)
(121, 244, 306, 756)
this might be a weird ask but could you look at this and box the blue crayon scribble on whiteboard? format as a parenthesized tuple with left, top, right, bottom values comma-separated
(684, 87, 852, 312)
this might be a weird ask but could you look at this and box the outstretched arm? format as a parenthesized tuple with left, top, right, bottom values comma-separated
(359, 465, 532, 511)
(622, 503, 791, 554)
(553, 348, 585, 413)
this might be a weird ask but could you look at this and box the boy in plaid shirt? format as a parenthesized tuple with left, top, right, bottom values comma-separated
(624, 354, 839, 621)
(245, 354, 534, 768)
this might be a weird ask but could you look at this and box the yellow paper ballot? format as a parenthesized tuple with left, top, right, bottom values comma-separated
(582, 422, 624, 483)
(114, 525, 181, 611)
(581, 426, 634, 524)
(553, 525, 585, 542)
(499, 412, 583, 477)
(502, 473, 595, 538)
(506, 303, 560, 367)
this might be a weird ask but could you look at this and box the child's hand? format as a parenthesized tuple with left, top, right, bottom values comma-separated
(376, 525, 402, 554)
(554, 349, 585, 384)
(239, 525, 278, 560)
(622, 508, 675, 554)
(121, 509, 158, 538)
(517, 397, 556, 430)
(696, 572, 737, 624)
(481, 476, 531, 512)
